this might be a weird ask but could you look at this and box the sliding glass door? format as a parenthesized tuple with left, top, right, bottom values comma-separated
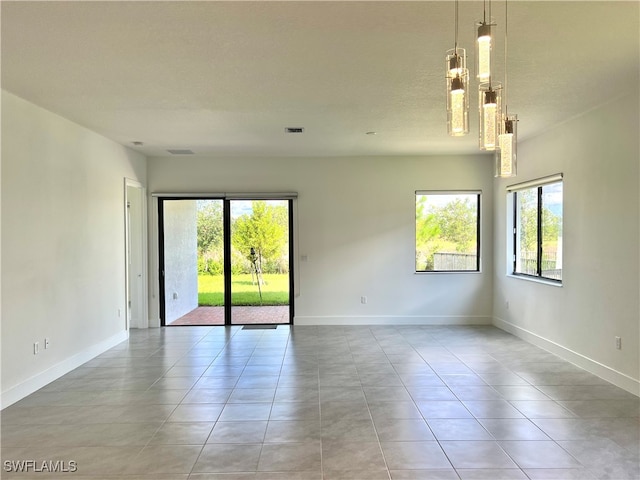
(159, 197, 293, 326)
(229, 199, 291, 324)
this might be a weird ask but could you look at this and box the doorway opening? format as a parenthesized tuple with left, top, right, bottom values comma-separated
(158, 197, 293, 326)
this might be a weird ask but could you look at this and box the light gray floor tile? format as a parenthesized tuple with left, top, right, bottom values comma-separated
(427, 418, 493, 440)
(499, 440, 582, 468)
(381, 441, 452, 470)
(264, 420, 321, 443)
(373, 417, 435, 441)
(478, 418, 550, 440)
(321, 417, 377, 441)
(270, 402, 320, 420)
(530, 418, 598, 440)
(449, 385, 503, 400)
(322, 441, 387, 471)
(557, 438, 640, 469)
(149, 421, 214, 444)
(274, 387, 319, 403)
(127, 445, 202, 474)
(258, 443, 322, 472)
(510, 401, 577, 419)
(408, 387, 457, 401)
(389, 470, 459, 480)
(368, 401, 423, 420)
(218, 403, 272, 421)
(193, 444, 262, 473)
(183, 388, 233, 403)
(416, 401, 473, 419)
(167, 404, 224, 422)
(492, 385, 551, 401)
(457, 468, 528, 479)
(228, 388, 276, 403)
(364, 386, 414, 403)
(323, 470, 391, 480)
(523, 468, 598, 479)
(208, 421, 268, 443)
(440, 441, 518, 469)
(463, 400, 524, 419)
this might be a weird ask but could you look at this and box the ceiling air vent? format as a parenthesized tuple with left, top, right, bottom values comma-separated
(167, 149, 195, 155)
(285, 127, 305, 133)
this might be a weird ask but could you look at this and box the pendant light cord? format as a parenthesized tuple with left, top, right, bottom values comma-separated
(454, 0, 459, 53)
(503, 0, 508, 113)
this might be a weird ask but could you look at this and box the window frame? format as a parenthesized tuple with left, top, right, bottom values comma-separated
(415, 190, 482, 273)
(508, 174, 563, 284)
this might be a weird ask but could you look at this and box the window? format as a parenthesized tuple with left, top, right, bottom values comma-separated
(415, 191, 480, 272)
(510, 175, 563, 282)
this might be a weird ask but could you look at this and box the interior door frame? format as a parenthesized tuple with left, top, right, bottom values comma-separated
(157, 195, 295, 326)
(124, 178, 148, 329)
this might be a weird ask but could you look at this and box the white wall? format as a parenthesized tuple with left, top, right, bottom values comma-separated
(1, 91, 147, 407)
(162, 200, 198, 324)
(147, 154, 494, 326)
(492, 90, 640, 394)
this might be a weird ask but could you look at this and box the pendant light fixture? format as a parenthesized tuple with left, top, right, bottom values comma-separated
(496, 0, 517, 177)
(479, 81, 501, 150)
(446, 0, 469, 136)
(477, 0, 499, 150)
(476, 0, 494, 81)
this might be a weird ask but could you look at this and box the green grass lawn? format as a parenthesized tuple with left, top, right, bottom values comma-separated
(198, 274, 289, 306)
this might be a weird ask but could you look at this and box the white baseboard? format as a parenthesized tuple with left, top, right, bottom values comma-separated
(493, 316, 640, 396)
(1, 330, 129, 409)
(294, 315, 492, 326)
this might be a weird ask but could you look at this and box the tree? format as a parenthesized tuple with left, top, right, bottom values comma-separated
(435, 198, 477, 252)
(197, 201, 224, 274)
(415, 194, 478, 270)
(232, 201, 286, 284)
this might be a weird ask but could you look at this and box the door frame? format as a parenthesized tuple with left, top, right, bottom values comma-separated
(157, 195, 295, 326)
(124, 178, 148, 329)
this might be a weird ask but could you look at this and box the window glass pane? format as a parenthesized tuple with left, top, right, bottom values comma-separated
(541, 182, 563, 281)
(515, 187, 538, 276)
(416, 193, 479, 272)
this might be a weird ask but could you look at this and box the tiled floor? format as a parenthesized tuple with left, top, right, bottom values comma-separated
(170, 306, 290, 326)
(1, 325, 638, 479)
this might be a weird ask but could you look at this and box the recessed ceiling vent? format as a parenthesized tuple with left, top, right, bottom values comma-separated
(285, 127, 305, 133)
(167, 149, 195, 155)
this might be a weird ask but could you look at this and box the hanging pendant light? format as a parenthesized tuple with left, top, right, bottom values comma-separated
(495, 0, 517, 177)
(479, 81, 501, 150)
(497, 114, 517, 176)
(476, 0, 494, 81)
(446, 0, 469, 136)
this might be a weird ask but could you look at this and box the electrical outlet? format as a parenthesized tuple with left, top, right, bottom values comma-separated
(505, 301, 509, 310)
(34, 342, 39, 355)
(44, 338, 50, 349)
(615, 336, 622, 350)
(361, 296, 367, 304)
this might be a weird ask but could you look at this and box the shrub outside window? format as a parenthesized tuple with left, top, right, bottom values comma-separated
(511, 176, 563, 282)
(415, 191, 481, 272)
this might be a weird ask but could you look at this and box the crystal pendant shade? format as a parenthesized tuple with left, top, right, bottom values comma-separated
(446, 48, 469, 136)
(495, 113, 517, 177)
(476, 22, 492, 81)
(478, 82, 501, 150)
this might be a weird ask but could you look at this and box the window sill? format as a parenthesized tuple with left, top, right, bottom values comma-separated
(415, 270, 482, 275)
(507, 273, 563, 287)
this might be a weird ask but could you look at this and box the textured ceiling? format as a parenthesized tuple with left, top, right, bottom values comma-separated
(1, 1, 638, 158)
